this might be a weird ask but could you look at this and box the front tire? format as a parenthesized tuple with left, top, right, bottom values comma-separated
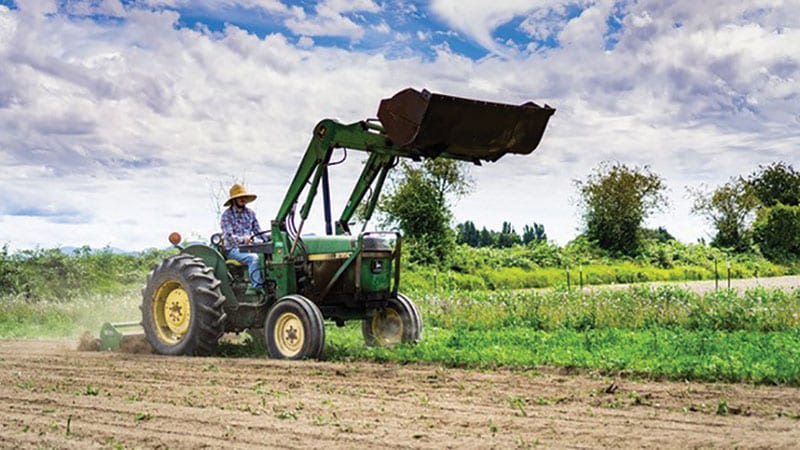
(141, 255, 227, 356)
(362, 293, 423, 346)
(265, 295, 325, 360)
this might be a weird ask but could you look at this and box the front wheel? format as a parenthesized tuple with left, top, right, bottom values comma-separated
(362, 293, 423, 347)
(264, 295, 325, 360)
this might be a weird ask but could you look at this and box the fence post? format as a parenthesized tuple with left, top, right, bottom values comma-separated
(726, 260, 731, 290)
(714, 258, 719, 291)
(566, 266, 571, 292)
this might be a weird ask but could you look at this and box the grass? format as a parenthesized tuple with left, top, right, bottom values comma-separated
(2, 282, 800, 385)
(322, 324, 800, 384)
(419, 286, 800, 332)
(0, 289, 141, 339)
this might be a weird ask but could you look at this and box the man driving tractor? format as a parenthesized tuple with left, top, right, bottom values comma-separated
(220, 183, 264, 295)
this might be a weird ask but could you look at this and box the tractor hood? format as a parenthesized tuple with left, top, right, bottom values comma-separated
(377, 88, 555, 162)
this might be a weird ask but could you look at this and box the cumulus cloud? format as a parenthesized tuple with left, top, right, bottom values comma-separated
(0, 0, 797, 251)
(284, 0, 381, 40)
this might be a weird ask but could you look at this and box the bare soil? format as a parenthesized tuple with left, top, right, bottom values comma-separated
(1, 339, 799, 449)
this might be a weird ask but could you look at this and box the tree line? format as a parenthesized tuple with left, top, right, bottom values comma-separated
(376, 159, 800, 265)
(455, 221, 546, 248)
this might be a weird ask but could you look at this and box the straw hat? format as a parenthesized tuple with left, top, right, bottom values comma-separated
(224, 184, 257, 207)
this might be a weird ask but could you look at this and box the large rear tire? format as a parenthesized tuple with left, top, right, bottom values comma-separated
(265, 295, 325, 360)
(141, 255, 227, 356)
(362, 293, 423, 346)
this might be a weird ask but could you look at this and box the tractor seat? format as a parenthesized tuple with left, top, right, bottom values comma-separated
(226, 259, 244, 267)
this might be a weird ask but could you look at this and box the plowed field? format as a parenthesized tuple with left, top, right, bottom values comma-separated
(1, 340, 799, 449)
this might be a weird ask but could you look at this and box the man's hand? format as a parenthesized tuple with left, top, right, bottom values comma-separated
(243, 236, 252, 244)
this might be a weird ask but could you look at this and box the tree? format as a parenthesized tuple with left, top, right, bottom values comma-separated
(689, 178, 758, 251)
(522, 223, 547, 245)
(455, 221, 480, 247)
(495, 222, 522, 248)
(747, 162, 800, 207)
(478, 227, 494, 247)
(378, 159, 473, 264)
(575, 162, 668, 256)
(752, 204, 800, 261)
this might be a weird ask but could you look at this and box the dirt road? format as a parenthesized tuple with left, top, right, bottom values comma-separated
(584, 275, 800, 295)
(1, 340, 799, 449)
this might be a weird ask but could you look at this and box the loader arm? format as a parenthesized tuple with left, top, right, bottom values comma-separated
(273, 88, 555, 245)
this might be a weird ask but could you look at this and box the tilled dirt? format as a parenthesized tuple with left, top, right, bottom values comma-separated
(1, 340, 799, 449)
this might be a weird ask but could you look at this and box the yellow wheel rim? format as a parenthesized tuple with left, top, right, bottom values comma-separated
(152, 281, 191, 344)
(273, 312, 304, 358)
(370, 308, 403, 346)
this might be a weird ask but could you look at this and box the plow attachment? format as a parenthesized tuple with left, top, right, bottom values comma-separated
(378, 88, 555, 162)
(99, 321, 145, 351)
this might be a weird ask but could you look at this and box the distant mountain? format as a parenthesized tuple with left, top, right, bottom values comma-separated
(59, 246, 139, 256)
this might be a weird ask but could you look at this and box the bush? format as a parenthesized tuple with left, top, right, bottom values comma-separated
(753, 204, 800, 262)
(0, 245, 173, 302)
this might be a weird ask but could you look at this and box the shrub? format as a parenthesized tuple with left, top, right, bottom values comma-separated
(753, 204, 800, 262)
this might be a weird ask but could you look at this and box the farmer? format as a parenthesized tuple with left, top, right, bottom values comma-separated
(221, 183, 265, 295)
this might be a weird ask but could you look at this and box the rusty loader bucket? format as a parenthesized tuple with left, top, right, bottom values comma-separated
(377, 88, 555, 162)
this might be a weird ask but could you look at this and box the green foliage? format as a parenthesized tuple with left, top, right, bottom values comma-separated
(379, 159, 472, 265)
(747, 161, 800, 207)
(753, 204, 800, 261)
(0, 290, 143, 338)
(689, 178, 758, 251)
(0, 245, 173, 302)
(456, 221, 546, 248)
(575, 162, 668, 256)
(324, 323, 800, 385)
(417, 286, 800, 333)
(405, 239, 788, 293)
(322, 286, 800, 384)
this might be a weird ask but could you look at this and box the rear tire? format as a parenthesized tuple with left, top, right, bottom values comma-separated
(141, 255, 227, 356)
(362, 293, 423, 346)
(265, 295, 325, 360)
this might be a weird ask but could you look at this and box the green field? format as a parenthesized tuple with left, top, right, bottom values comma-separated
(3, 279, 799, 385)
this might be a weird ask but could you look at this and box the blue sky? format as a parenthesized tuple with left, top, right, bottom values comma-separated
(0, 0, 798, 250)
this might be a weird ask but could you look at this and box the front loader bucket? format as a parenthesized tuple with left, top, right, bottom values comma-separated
(377, 88, 555, 162)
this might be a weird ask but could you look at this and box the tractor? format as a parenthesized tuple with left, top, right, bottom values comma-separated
(139, 88, 555, 359)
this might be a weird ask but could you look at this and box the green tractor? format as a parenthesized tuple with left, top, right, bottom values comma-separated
(140, 88, 555, 359)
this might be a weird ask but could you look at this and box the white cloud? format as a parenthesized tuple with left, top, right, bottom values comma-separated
(63, 0, 127, 17)
(297, 35, 314, 48)
(0, 1, 798, 252)
(429, 0, 593, 55)
(284, 0, 381, 40)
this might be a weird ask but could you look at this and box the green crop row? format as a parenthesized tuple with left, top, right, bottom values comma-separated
(323, 325, 800, 385)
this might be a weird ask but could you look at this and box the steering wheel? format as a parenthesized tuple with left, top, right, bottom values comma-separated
(251, 230, 272, 243)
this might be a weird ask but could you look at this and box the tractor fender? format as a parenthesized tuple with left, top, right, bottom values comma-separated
(181, 244, 237, 306)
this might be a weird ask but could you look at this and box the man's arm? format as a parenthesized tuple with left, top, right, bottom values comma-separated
(249, 209, 264, 242)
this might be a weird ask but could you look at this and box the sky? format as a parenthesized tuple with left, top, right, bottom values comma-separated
(0, 0, 798, 251)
